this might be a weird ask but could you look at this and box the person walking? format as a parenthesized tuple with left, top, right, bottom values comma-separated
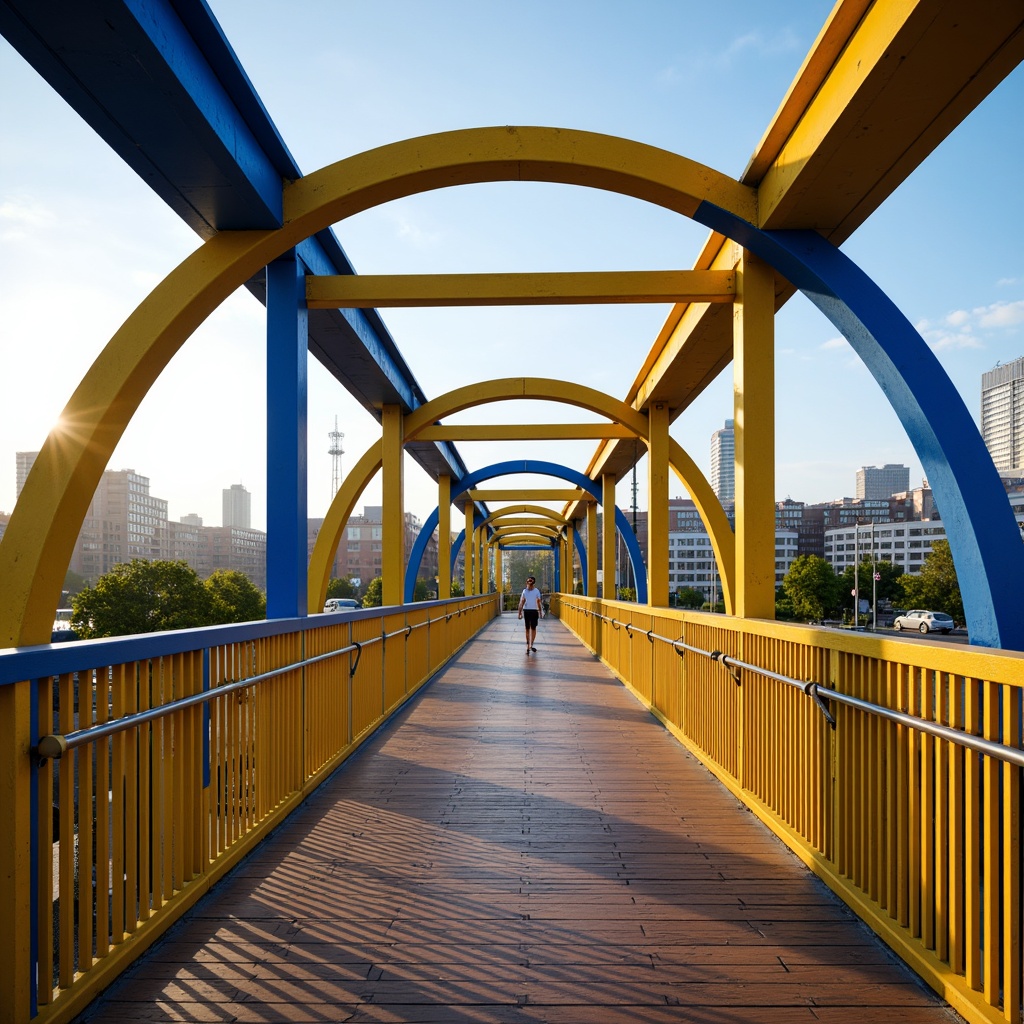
(518, 576, 543, 654)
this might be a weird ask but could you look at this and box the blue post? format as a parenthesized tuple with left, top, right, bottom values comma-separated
(266, 253, 308, 618)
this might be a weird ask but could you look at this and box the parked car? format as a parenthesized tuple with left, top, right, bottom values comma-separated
(323, 597, 360, 613)
(892, 609, 955, 634)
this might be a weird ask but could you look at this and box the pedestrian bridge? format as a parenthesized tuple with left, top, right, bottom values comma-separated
(2, 3, 1024, 1024)
(10, 603, 1020, 1024)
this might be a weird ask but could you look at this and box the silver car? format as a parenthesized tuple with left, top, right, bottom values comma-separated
(892, 609, 955, 634)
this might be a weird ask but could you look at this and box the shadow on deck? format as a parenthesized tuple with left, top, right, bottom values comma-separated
(77, 615, 959, 1023)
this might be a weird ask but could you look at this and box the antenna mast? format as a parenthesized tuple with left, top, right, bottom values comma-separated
(328, 417, 345, 496)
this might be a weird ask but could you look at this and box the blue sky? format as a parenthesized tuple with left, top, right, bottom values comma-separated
(1, 2, 1022, 530)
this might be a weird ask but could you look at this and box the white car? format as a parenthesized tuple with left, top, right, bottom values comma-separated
(323, 597, 360, 613)
(892, 609, 955, 634)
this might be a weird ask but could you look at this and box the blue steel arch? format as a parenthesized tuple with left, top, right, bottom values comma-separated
(404, 460, 646, 602)
(691, 205, 1024, 648)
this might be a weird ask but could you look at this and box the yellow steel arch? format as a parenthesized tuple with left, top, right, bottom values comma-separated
(284, 126, 756, 236)
(1, 127, 755, 644)
(307, 440, 383, 613)
(406, 377, 736, 610)
(479, 504, 569, 527)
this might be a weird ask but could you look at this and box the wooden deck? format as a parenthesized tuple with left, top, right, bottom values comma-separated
(79, 615, 960, 1023)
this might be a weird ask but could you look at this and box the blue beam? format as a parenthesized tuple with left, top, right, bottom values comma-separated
(694, 205, 1024, 649)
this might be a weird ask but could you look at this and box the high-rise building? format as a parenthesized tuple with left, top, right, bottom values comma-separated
(982, 356, 1024, 473)
(710, 419, 735, 501)
(222, 483, 251, 529)
(70, 469, 169, 583)
(855, 464, 910, 500)
(15, 451, 37, 501)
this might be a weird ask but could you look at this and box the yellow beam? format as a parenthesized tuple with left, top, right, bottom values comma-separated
(582, 1, 1024, 484)
(416, 423, 635, 441)
(464, 489, 588, 502)
(306, 270, 735, 307)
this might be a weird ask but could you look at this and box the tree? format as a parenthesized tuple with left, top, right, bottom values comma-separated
(361, 576, 383, 607)
(899, 540, 963, 623)
(326, 576, 358, 600)
(72, 559, 215, 638)
(775, 586, 799, 621)
(205, 569, 266, 623)
(783, 555, 841, 622)
(676, 587, 705, 609)
(413, 577, 433, 601)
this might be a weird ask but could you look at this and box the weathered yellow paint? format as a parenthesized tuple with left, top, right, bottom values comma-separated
(602, 473, 617, 599)
(733, 251, 775, 619)
(308, 440, 383, 612)
(647, 403, 670, 607)
(438, 475, 451, 599)
(381, 406, 405, 606)
(305, 269, 736, 307)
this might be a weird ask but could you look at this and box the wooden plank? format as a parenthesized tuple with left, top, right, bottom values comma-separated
(75, 618, 955, 1021)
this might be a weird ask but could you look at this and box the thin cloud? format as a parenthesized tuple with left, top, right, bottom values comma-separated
(916, 299, 1024, 351)
(820, 336, 849, 351)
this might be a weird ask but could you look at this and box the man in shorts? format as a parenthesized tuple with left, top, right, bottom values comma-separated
(518, 576, 543, 653)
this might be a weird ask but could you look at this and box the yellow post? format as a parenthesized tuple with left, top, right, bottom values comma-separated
(0, 679, 32, 1024)
(494, 544, 503, 605)
(602, 473, 617, 600)
(733, 250, 776, 619)
(464, 501, 474, 595)
(586, 500, 598, 597)
(647, 402, 670, 607)
(564, 523, 575, 592)
(438, 475, 451, 599)
(381, 405, 405, 606)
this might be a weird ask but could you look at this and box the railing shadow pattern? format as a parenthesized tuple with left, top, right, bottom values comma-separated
(556, 595, 1023, 1024)
(1, 595, 496, 1024)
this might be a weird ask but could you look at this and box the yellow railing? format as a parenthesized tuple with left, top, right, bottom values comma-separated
(0, 595, 497, 1024)
(555, 595, 1024, 1024)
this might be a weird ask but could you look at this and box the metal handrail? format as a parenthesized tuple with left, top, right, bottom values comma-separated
(561, 599, 1024, 768)
(35, 598, 493, 760)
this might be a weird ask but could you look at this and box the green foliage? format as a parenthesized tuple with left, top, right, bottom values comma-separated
(676, 587, 705, 609)
(449, 578, 465, 597)
(413, 577, 433, 601)
(783, 554, 841, 622)
(205, 569, 266, 623)
(326, 576, 358, 600)
(617, 587, 636, 602)
(72, 559, 215, 638)
(898, 540, 963, 623)
(774, 586, 799, 621)
(361, 576, 383, 607)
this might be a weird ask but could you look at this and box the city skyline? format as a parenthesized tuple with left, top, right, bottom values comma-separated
(1, 2, 1021, 531)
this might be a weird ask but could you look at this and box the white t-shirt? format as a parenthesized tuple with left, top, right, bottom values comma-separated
(520, 587, 543, 611)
